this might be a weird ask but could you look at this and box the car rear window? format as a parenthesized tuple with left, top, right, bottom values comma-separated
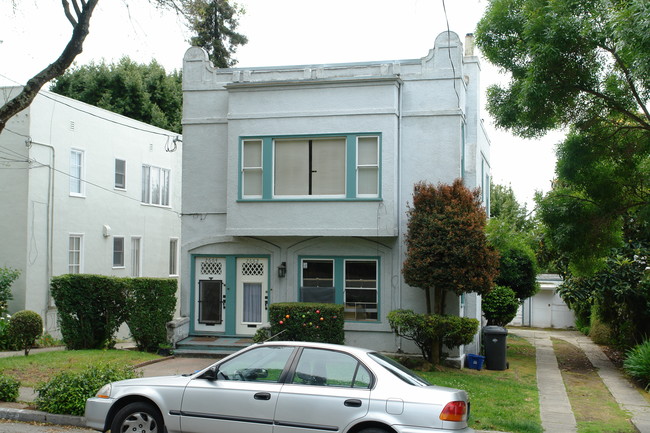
(368, 352, 431, 386)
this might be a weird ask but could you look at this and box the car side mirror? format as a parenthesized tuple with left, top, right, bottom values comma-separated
(199, 367, 218, 381)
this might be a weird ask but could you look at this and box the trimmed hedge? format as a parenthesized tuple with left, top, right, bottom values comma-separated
(0, 374, 20, 402)
(125, 278, 177, 352)
(51, 275, 128, 350)
(387, 309, 479, 362)
(51, 275, 177, 350)
(268, 303, 344, 344)
(482, 285, 519, 327)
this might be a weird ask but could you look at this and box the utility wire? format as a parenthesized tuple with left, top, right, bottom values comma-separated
(441, 0, 461, 108)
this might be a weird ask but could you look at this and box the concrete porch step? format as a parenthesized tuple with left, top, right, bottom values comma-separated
(173, 335, 254, 358)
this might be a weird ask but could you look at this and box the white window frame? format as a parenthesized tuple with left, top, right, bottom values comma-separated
(115, 158, 127, 190)
(344, 259, 378, 322)
(131, 236, 142, 277)
(356, 136, 379, 198)
(169, 238, 179, 276)
(142, 164, 171, 206)
(113, 236, 125, 268)
(69, 149, 85, 196)
(241, 139, 263, 198)
(68, 234, 83, 274)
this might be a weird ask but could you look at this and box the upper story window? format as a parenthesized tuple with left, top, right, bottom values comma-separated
(142, 165, 170, 206)
(239, 133, 380, 201)
(69, 149, 85, 196)
(115, 159, 126, 190)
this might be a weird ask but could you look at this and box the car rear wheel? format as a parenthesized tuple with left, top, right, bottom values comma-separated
(358, 427, 390, 433)
(111, 401, 164, 433)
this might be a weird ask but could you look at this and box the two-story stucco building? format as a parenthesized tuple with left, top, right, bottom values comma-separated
(179, 31, 491, 359)
(0, 87, 182, 336)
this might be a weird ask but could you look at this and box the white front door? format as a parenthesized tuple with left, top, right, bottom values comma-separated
(194, 257, 226, 333)
(236, 258, 268, 336)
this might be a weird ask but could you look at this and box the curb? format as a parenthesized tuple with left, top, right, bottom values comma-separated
(0, 406, 86, 427)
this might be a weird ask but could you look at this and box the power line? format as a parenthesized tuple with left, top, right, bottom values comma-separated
(441, 0, 461, 108)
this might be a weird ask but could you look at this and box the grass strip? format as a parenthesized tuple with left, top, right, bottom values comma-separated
(552, 338, 635, 433)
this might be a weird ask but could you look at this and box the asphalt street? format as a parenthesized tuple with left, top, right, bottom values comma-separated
(0, 419, 93, 432)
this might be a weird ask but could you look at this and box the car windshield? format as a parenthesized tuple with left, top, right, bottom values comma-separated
(368, 352, 431, 386)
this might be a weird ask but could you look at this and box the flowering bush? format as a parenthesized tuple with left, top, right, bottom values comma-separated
(269, 303, 344, 344)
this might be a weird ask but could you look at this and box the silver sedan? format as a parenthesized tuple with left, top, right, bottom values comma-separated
(85, 341, 474, 433)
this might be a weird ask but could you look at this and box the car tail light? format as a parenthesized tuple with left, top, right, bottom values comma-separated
(439, 401, 467, 422)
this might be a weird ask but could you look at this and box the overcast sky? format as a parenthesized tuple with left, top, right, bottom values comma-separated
(0, 0, 562, 209)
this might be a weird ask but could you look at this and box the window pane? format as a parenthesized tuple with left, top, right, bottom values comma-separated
(162, 169, 170, 206)
(131, 238, 141, 277)
(243, 170, 263, 196)
(70, 151, 82, 194)
(169, 239, 178, 275)
(357, 137, 378, 165)
(302, 260, 334, 287)
(274, 139, 309, 195)
(115, 159, 126, 189)
(218, 346, 294, 383)
(151, 167, 161, 205)
(113, 237, 124, 267)
(312, 138, 345, 195)
(243, 140, 262, 167)
(142, 166, 150, 203)
(243, 283, 262, 323)
(358, 167, 378, 195)
(68, 235, 81, 274)
(292, 348, 369, 388)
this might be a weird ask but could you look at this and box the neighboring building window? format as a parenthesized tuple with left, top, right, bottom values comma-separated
(115, 159, 126, 190)
(68, 235, 83, 273)
(239, 133, 380, 200)
(142, 165, 170, 206)
(344, 260, 378, 321)
(169, 238, 179, 276)
(300, 257, 379, 322)
(356, 136, 379, 196)
(69, 149, 84, 196)
(113, 237, 125, 268)
(242, 140, 263, 198)
(131, 237, 141, 277)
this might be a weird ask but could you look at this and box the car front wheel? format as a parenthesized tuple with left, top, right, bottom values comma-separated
(111, 401, 164, 433)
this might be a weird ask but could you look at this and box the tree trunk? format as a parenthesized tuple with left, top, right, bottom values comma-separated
(0, 0, 99, 133)
(430, 286, 447, 364)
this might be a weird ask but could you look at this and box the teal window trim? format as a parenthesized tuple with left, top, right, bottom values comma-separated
(297, 255, 381, 323)
(239, 133, 381, 201)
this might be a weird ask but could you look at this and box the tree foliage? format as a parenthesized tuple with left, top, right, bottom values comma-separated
(476, 0, 650, 273)
(490, 183, 531, 232)
(51, 58, 183, 133)
(482, 285, 519, 327)
(403, 179, 499, 317)
(186, 0, 248, 68)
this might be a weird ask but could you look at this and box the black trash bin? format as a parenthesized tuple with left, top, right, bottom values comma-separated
(483, 326, 508, 370)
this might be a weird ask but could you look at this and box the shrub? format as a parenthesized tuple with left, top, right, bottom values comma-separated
(624, 340, 650, 389)
(253, 326, 271, 343)
(482, 285, 519, 326)
(35, 363, 139, 416)
(269, 303, 344, 344)
(125, 278, 178, 352)
(0, 314, 17, 351)
(387, 309, 479, 363)
(589, 316, 612, 345)
(0, 267, 19, 314)
(8, 310, 42, 355)
(35, 333, 60, 348)
(0, 374, 20, 402)
(50, 274, 128, 349)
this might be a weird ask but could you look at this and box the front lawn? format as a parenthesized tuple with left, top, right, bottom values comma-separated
(420, 335, 542, 433)
(0, 350, 160, 387)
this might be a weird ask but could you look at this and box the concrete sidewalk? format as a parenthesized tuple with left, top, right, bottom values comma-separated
(510, 328, 650, 433)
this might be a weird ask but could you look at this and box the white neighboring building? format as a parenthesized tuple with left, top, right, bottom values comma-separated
(0, 87, 182, 336)
(511, 274, 576, 329)
(180, 32, 491, 360)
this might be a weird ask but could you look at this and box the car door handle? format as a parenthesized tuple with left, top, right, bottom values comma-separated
(254, 392, 271, 400)
(344, 399, 362, 407)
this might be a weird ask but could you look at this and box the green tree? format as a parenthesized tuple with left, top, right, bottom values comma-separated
(476, 0, 650, 273)
(51, 58, 183, 133)
(402, 180, 499, 363)
(186, 0, 248, 68)
(490, 183, 531, 232)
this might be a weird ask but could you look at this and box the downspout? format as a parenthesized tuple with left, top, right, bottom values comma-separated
(396, 76, 403, 351)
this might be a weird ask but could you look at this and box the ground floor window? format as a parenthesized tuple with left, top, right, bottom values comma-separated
(299, 257, 378, 322)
